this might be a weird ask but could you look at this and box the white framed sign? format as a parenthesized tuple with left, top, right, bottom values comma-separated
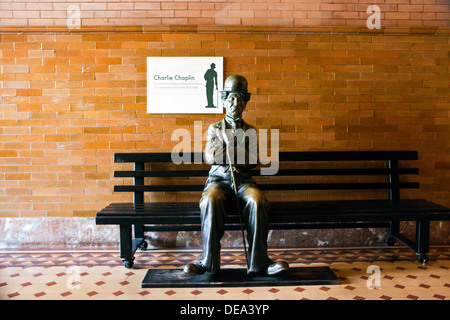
(147, 57, 224, 114)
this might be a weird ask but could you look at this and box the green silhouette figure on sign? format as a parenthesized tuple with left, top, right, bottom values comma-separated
(204, 63, 218, 108)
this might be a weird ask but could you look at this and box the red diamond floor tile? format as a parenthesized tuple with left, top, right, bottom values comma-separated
(139, 290, 150, 296)
(164, 290, 176, 296)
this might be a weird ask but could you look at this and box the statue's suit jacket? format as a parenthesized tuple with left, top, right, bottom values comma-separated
(203, 119, 258, 183)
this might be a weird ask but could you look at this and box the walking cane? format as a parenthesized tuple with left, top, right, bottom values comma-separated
(215, 86, 219, 108)
(224, 134, 249, 273)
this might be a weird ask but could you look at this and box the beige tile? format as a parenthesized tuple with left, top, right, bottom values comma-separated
(298, 286, 330, 300)
(115, 293, 148, 300)
(271, 288, 303, 300)
(405, 286, 440, 300)
(247, 288, 278, 300)
(392, 276, 422, 287)
(219, 287, 250, 300)
(325, 287, 359, 300)
(193, 287, 222, 300)
(140, 288, 168, 300)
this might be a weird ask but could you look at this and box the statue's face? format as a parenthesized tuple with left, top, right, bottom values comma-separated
(224, 93, 247, 121)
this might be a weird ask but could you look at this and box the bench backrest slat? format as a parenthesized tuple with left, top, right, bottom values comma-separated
(114, 182, 420, 193)
(115, 151, 418, 163)
(114, 168, 419, 178)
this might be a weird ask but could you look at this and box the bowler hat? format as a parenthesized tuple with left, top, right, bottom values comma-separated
(221, 75, 249, 94)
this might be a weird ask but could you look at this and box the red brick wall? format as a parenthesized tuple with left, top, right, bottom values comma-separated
(0, 0, 448, 27)
(1, 25, 449, 219)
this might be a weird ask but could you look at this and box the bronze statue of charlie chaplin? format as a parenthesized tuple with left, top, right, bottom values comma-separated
(184, 75, 289, 276)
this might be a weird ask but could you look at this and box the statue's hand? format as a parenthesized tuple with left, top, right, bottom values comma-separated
(215, 129, 229, 146)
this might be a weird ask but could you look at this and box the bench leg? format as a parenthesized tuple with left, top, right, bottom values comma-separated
(415, 220, 430, 265)
(387, 220, 430, 265)
(386, 221, 400, 246)
(120, 224, 134, 269)
(134, 224, 148, 250)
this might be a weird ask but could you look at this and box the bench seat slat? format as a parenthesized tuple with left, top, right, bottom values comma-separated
(96, 199, 450, 225)
(98, 199, 446, 213)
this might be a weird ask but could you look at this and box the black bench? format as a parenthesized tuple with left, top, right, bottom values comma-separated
(95, 151, 450, 268)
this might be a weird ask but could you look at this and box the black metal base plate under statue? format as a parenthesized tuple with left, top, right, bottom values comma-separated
(141, 267, 340, 288)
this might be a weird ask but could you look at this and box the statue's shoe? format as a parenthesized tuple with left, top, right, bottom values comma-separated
(183, 262, 208, 275)
(266, 261, 289, 275)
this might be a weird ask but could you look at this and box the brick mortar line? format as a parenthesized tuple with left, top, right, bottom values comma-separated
(0, 25, 449, 35)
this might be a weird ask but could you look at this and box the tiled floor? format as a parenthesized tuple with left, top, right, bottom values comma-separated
(1, 246, 449, 300)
